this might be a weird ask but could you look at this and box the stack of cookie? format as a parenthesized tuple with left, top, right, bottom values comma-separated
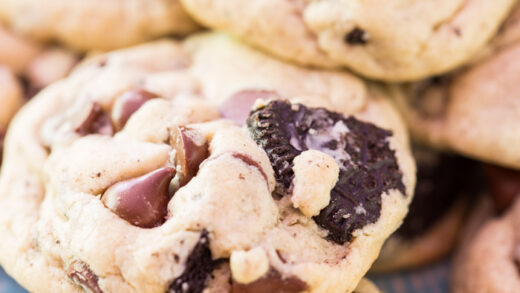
(0, 1, 519, 293)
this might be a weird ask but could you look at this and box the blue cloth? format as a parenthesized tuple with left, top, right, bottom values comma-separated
(0, 267, 26, 293)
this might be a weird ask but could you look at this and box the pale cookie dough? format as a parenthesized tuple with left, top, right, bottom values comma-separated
(390, 10, 520, 168)
(180, 0, 515, 81)
(0, 33, 415, 293)
(0, 0, 200, 51)
(0, 66, 23, 165)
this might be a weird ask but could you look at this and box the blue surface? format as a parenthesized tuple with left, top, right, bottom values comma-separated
(0, 267, 26, 293)
(0, 261, 449, 293)
(371, 259, 450, 293)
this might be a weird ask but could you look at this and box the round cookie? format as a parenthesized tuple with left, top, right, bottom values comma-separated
(389, 6, 520, 168)
(0, 0, 200, 51)
(452, 198, 520, 293)
(371, 144, 483, 273)
(372, 144, 481, 272)
(0, 33, 415, 293)
(180, 0, 515, 81)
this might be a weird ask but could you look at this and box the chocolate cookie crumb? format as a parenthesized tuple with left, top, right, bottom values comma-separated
(168, 230, 218, 293)
(67, 260, 103, 293)
(345, 28, 369, 45)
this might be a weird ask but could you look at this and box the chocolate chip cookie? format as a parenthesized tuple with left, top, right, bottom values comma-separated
(180, 0, 515, 81)
(0, 33, 415, 293)
(390, 4, 520, 168)
(0, 0, 199, 50)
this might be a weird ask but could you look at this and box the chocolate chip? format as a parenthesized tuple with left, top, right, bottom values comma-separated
(111, 89, 158, 131)
(344, 27, 368, 45)
(396, 145, 482, 239)
(484, 164, 520, 214)
(101, 167, 176, 228)
(220, 90, 279, 125)
(247, 100, 405, 244)
(170, 126, 209, 186)
(168, 230, 218, 293)
(67, 260, 103, 293)
(75, 103, 114, 136)
(232, 269, 307, 293)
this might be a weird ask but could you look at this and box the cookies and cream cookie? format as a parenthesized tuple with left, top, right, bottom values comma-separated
(0, 33, 415, 293)
(180, 0, 515, 81)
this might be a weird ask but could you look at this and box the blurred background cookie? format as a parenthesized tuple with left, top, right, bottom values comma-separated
(389, 5, 520, 168)
(180, 0, 515, 81)
(372, 144, 482, 272)
(0, 0, 200, 51)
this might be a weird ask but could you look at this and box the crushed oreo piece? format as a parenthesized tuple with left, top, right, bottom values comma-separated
(247, 100, 405, 244)
(344, 27, 369, 45)
(67, 260, 103, 293)
(396, 145, 482, 239)
(232, 269, 307, 293)
(168, 230, 219, 293)
(75, 103, 114, 136)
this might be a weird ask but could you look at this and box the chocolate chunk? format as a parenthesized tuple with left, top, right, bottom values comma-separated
(75, 103, 114, 136)
(67, 260, 103, 293)
(101, 167, 175, 228)
(247, 100, 405, 244)
(232, 270, 307, 293)
(220, 90, 279, 125)
(344, 28, 368, 45)
(111, 89, 157, 131)
(168, 230, 218, 293)
(484, 164, 520, 214)
(170, 126, 209, 186)
(396, 145, 482, 239)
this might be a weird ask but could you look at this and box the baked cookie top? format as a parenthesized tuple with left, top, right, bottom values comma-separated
(180, 0, 515, 81)
(0, 33, 415, 293)
(0, 0, 200, 51)
(390, 4, 520, 169)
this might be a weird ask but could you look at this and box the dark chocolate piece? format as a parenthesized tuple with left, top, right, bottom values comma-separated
(169, 126, 209, 186)
(396, 145, 482, 239)
(75, 103, 114, 136)
(101, 167, 176, 228)
(247, 100, 405, 244)
(344, 27, 368, 45)
(220, 90, 279, 125)
(168, 230, 218, 293)
(111, 89, 157, 130)
(232, 270, 307, 293)
(484, 164, 520, 214)
(67, 260, 103, 293)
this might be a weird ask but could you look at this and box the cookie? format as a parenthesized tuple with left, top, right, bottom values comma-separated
(390, 6, 520, 168)
(452, 198, 520, 293)
(0, 66, 23, 165)
(0, 0, 199, 51)
(0, 33, 415, 293)
(372, 144, 481, 272)
(180, 0, 515, 81)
